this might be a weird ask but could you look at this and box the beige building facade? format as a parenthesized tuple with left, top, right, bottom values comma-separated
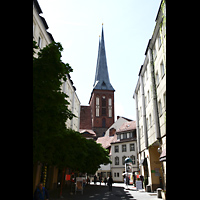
(33, 0, 80, 192)
(133, 0, 166, 192)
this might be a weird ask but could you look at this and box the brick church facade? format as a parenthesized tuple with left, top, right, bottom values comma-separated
(80, 25, 115, 138)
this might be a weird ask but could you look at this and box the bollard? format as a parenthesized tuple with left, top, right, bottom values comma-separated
(157, 188, 162, 198)
(146, 185, 151, 192)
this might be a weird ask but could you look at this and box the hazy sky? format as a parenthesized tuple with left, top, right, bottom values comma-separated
(37, 0, 161, 121)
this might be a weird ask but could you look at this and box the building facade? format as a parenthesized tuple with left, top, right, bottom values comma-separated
(62, 73, 81, 131)
(110, 121, 138, 183)
(133, 0, 166, 192)
(33, 0, 80, 192)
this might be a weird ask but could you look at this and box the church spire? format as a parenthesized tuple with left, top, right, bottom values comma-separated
(93, 25, 115, 91)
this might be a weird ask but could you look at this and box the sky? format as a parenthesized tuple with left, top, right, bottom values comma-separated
(37, 0, 161, 121)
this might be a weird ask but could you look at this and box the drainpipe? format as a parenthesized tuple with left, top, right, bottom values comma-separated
(140, 75, 148, 149)
(148, 48, 161, 140)
(134, 92, 141, 153)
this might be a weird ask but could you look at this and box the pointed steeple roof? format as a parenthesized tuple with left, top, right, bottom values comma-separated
(93, 25, 115, 91)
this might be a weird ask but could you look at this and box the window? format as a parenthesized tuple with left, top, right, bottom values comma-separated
(141, 126, 143, 137)
(96, 97, 99, 117)
(160, 61, 165, 78)
(149, 114, 152, 127)
(146, 118, 149, 130)
(108, 98, 112, 117)
(130, 143, 135, 151)
(147, 90, 150, 103)
(122, 145, 126, 152)
(129, 132, 133, 138)
(145, 96, 147, 107)
(130, 155, 136, 164)
(117, 173, 119, 177)
(122, 156, 126, 165)
(115, 145, 119, 153)
(158, 33, 162, 49)
(38, 36, 42, 48)
(158, 100, 162, 116)
(163, 92, 166, 110)
(117, 134, 120, 140)
(153, 45, 157, 60)
(156, 71, 159, 87)
(102, 96, 106, 116)
(123, 133, 127, 139)
(114, 173, 116, 177)
(115, 156, 119, 165)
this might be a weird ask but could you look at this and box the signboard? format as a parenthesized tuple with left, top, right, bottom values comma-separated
(125, 163, 132, 173)
(136, 180, 143, 190)
(75, 177, 83, 194)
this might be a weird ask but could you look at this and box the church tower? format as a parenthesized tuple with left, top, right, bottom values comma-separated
(89, 25, 115, 138)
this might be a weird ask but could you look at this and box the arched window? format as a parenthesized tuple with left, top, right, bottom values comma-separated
(130, 155, 136, 164)
(115, 156, 119, 165)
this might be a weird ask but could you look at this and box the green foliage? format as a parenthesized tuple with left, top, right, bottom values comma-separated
(33, 41, 110, 172)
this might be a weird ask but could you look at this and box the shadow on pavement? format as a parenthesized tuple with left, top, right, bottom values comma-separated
(49, 184, 136, 200)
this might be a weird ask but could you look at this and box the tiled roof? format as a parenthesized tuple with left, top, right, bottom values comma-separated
(116, 121, 136, 133)
(80, 129, 96, 136)
(96, 134, 118, 149)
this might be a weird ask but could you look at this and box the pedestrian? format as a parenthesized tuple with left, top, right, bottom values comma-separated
(94, 175, 97, 185)
(104, 177, 107, 185)
(33, 182, 49, 200)
(126, 175, 129, 186)
(99, 175, 102, 185)
(140, 174, 144, 189)
(107, 175, 113, 191)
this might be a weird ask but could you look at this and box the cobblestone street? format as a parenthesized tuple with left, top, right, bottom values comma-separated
(49, 182, 160, 200)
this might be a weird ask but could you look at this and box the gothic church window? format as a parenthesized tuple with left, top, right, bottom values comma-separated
(108, 98, 112, 117)
(102, 96, 106, 116)
(96, 97, 99, 117)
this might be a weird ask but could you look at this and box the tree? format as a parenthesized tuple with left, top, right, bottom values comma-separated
(33, 41, 75, 165)
(33, 41, 111, 175)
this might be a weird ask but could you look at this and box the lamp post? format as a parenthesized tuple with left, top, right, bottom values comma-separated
(124, 157, 133, 190)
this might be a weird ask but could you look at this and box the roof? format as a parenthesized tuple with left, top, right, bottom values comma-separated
(104, 116, 133, 137)
(96, 134, 118, 149)
(116, 121, 136, 133)
(93, 25, 115, 91)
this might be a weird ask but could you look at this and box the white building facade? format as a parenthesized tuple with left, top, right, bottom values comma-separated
(62, 74, 81, 131)
(110, 121, 138, 183)
(133, 0, 166, 192)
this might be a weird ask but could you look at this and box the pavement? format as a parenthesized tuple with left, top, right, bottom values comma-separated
(49, 182, 162, 200)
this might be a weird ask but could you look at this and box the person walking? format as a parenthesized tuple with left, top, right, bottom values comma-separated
(99, 175, 102, 185)
(94, 175, 97, 185)
(33, 183, 49, 200)
(104, 177, 107, 185)
(140, 174, 144, 189)
(107, 175, 113, 191)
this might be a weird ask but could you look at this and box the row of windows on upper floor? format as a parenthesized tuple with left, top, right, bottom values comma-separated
(114, 155, 136, 165)
(116, 131, 136, 140)
(139, 59, 165, 97)
(114, 143, 135, 153)
(138, 91, 166, 120)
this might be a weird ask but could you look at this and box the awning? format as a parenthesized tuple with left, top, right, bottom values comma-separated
(159, 149, 166, 162)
